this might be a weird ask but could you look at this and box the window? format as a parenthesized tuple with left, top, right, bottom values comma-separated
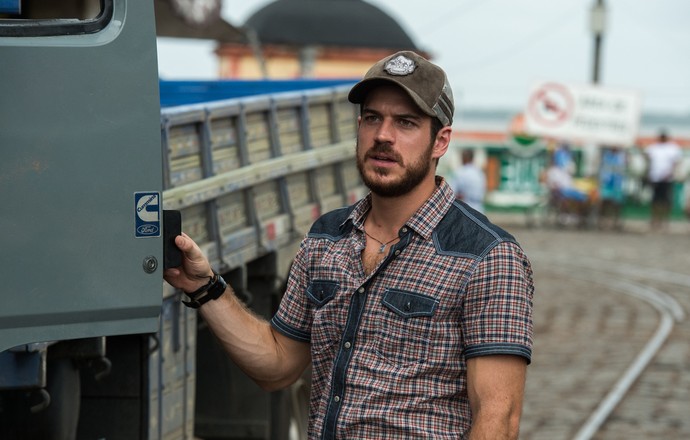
(0, 0, 112, 36)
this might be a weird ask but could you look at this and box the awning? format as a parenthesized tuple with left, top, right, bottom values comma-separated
(154, 0, 246, 43)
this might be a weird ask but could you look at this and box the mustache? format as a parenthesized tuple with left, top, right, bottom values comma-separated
(365, 142, 402, 162)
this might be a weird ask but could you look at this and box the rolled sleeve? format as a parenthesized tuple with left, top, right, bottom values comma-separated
(462, 241, 534, 363)
(270, 243, 313, 343)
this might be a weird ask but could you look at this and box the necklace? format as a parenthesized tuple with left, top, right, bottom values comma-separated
(363, 229, 399, 253)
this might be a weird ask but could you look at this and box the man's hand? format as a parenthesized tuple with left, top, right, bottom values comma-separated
(163, 233, 312, 391)
(163, 233, 214, 293)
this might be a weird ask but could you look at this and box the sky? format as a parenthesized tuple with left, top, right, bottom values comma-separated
(157, 0, 690, 115)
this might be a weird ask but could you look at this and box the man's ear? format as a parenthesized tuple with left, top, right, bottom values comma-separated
(433, 126, 452, 159)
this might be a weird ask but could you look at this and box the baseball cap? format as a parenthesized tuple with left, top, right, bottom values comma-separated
(348, 51, 454, 127)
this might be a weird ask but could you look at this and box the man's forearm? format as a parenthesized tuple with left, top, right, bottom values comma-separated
(198, 286, 307, 391)
(468, 410, 520, 440)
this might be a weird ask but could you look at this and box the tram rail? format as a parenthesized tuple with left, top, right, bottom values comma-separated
(536, 253, 686, 440)
(511, 225, 690, 440)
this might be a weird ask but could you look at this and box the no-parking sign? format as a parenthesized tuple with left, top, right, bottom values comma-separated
(524, 81, 641, 145)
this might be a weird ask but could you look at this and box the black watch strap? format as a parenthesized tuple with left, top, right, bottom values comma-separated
(182, 271, 227, 309)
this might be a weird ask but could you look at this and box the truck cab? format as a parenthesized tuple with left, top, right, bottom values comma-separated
(0, 1, 364, 438)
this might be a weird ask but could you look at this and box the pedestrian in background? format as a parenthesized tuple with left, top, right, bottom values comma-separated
(645, 129, 682, 231)
(554, 142, 576, 175)
(451, 148, 486, 213)
(684, 173, 690, 223)
(164, 51, 534, 439)
(597, 145, 627, 230)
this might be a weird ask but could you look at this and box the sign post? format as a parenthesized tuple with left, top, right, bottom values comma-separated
(524, 81, 641, 146)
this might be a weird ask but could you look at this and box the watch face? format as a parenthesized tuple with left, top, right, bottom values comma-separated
(169, 0, 221, 26)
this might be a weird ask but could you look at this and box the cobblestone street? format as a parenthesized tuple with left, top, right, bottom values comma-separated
(490, 214, 690, 440)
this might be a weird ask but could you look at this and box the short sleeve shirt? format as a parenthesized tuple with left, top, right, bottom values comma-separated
(451, 164, 487, 212)
(271, 178, 534, 439)
(646, 141, 682, 183)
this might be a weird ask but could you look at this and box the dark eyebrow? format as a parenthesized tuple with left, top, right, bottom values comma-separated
(361, 107, 424, 121)
(397, 112, 424, 122)
(361, 107, 380, 116)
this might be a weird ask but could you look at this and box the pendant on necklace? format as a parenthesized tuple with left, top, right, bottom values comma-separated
(363, 228, 396, 254)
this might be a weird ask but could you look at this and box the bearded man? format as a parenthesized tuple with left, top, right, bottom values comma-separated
(164, 51, 534, 440)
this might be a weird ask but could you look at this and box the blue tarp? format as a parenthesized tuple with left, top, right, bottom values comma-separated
(159, 79, 358, 107)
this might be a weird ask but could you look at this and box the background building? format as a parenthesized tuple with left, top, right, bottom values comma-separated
(216, 0, 426, 79)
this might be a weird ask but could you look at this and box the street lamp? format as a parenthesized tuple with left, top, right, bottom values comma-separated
(589, 0, 607, 84)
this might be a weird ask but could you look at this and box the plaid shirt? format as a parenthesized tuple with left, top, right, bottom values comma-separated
(271, 178, 534, 439)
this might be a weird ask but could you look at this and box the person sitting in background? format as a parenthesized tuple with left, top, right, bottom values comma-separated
(544, 154, 593, 227)
(451, 149, 486, 213)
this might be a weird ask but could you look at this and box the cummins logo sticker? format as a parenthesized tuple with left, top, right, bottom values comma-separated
(134, 192, 161, 238)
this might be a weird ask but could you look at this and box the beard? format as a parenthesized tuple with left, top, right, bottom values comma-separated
(356, 139, 434, 198)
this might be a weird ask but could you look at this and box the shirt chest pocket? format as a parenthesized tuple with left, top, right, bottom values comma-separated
(375, 289, 439, 367)
(306, 280, 338, 307)
(306, 280, 341, 355)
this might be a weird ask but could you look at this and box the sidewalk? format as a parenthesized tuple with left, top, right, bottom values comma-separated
(505, 225, 690, 439)
(487, 208, 690, 235)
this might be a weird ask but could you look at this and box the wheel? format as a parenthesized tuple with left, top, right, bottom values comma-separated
(0, 358, 80, 440)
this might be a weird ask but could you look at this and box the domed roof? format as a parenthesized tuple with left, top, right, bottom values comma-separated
(244, 0, 419, 50)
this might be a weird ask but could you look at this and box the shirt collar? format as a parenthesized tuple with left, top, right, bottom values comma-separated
(344, 194, 371, 231)
(342, 176, 455, 240)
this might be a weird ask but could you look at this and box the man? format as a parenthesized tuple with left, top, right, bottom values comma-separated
(451, 149, 487, 213)
(165, 51, 534, 439)
(645, 130, 682, 230)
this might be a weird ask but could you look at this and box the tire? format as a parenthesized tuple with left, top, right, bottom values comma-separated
(0, 357, 81, 440)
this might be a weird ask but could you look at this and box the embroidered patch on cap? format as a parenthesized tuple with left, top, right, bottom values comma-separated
(384, 55, 416, 76)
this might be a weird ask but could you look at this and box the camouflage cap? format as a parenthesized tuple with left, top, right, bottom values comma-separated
(348, 51, 454, 127)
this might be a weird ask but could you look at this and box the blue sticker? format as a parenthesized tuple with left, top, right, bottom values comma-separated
(134, 192, 161, 238)
(0, 1, 22, 15)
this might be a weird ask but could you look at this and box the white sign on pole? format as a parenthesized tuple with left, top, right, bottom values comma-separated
(524, 81, 641, 145)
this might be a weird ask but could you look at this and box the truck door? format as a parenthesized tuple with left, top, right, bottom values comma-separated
(0, 0, 163, 352)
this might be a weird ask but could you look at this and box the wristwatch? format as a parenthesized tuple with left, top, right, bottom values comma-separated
(182, 271, 227, 309)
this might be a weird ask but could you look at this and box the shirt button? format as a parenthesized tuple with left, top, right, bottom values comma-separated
(394, 250, 401, 256)
(344, 341, 352, 349)
(401, 227, 408, 233)
(404, 301, 412, 311)
(334, 396, 341, 403)
(358, 287, 365, 293)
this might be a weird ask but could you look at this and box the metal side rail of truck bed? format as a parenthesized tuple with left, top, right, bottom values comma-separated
(157, 85, 365, 439)
(161, 85, 365, 283)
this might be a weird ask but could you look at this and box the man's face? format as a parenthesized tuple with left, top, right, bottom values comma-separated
(355, 84, 437, 198)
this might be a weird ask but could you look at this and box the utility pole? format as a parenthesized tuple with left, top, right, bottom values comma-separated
(586, 0, 608, 177)
(590, 0, 607, 84)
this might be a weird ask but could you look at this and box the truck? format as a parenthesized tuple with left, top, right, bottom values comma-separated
(0, 1, 364, 438)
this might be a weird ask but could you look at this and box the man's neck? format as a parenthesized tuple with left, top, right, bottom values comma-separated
(366, 177, 438, 233)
